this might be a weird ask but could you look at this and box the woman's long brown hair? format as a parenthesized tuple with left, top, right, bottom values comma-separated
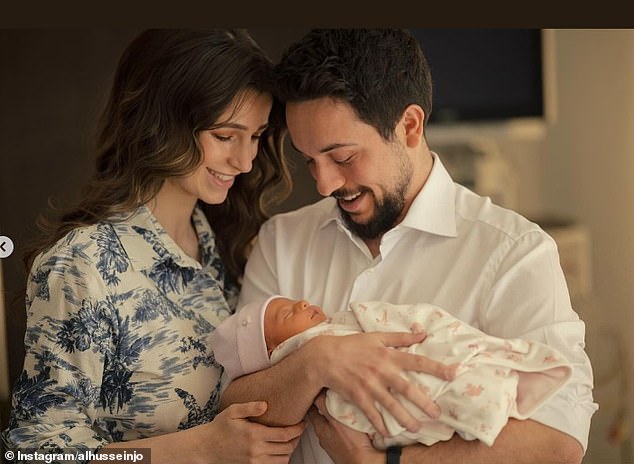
(24, 29, 291, 282)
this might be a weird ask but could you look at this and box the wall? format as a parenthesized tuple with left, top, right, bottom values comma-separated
(544, 29, 634, 463)
(0, 28, 141, 414)
(496, 29, 634, 463)
(426, 29, 634, 463)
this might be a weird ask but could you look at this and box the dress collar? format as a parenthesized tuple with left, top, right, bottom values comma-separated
(113, 205, 216, 272)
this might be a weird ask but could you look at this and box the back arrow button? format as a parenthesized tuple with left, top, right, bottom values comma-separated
(0, 235, 14, 258)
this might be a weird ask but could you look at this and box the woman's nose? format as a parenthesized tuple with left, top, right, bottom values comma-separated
(230, 144, 256, 173)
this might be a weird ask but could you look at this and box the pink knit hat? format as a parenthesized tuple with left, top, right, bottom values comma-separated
(210, 295, 281, 383)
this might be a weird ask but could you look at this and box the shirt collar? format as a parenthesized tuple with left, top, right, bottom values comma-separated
(400, 152, 457, 237)
(320, 152, 457, 238)
(113, 205, 215, 272)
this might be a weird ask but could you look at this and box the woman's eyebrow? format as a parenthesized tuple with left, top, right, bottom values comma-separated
(217, 122, 269, 131)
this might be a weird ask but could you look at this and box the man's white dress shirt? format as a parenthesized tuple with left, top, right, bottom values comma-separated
(238, 153, 597, 464)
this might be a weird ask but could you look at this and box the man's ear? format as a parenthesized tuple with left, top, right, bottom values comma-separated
(399, 104, 425, 148)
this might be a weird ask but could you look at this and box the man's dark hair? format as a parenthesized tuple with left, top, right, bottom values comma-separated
(274, 29, 433, 140)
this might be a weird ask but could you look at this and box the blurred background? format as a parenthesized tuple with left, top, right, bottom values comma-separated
(1, 29, 633, 463)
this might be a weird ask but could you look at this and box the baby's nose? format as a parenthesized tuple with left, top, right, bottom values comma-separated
(294, 300, 310, 312)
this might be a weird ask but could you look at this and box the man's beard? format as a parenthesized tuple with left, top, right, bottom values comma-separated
(336, 141, 413, 241)
(338, 188, 406, 240)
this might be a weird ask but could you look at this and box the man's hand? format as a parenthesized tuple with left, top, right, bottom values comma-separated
(309, 392, 383, 464)
(310, 331, 456, 436)
(221, 329, 455, 435)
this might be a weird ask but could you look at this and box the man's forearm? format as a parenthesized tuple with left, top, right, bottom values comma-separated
(220, 337, 325, 426)
(400, 419, 583, 464)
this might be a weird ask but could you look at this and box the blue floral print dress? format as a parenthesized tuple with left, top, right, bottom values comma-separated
(2, 205, 238, 457)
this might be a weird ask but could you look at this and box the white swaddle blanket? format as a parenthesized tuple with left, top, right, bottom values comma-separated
(271, 301, 572, 448)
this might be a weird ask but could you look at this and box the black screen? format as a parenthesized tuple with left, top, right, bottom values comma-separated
(409, 29, 544, 125)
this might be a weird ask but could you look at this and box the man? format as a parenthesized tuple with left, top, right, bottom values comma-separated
(221, 29, 597, 464)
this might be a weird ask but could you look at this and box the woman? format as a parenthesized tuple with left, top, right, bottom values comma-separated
(1, 29, 302, 463)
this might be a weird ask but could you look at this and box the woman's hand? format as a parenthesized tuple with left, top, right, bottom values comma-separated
(204, 401, 305, 463)
(308, 332, 456, 437)
(103, 401, 304, 464)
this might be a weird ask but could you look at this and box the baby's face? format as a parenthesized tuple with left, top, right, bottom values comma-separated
(264, 297, 326, 351)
